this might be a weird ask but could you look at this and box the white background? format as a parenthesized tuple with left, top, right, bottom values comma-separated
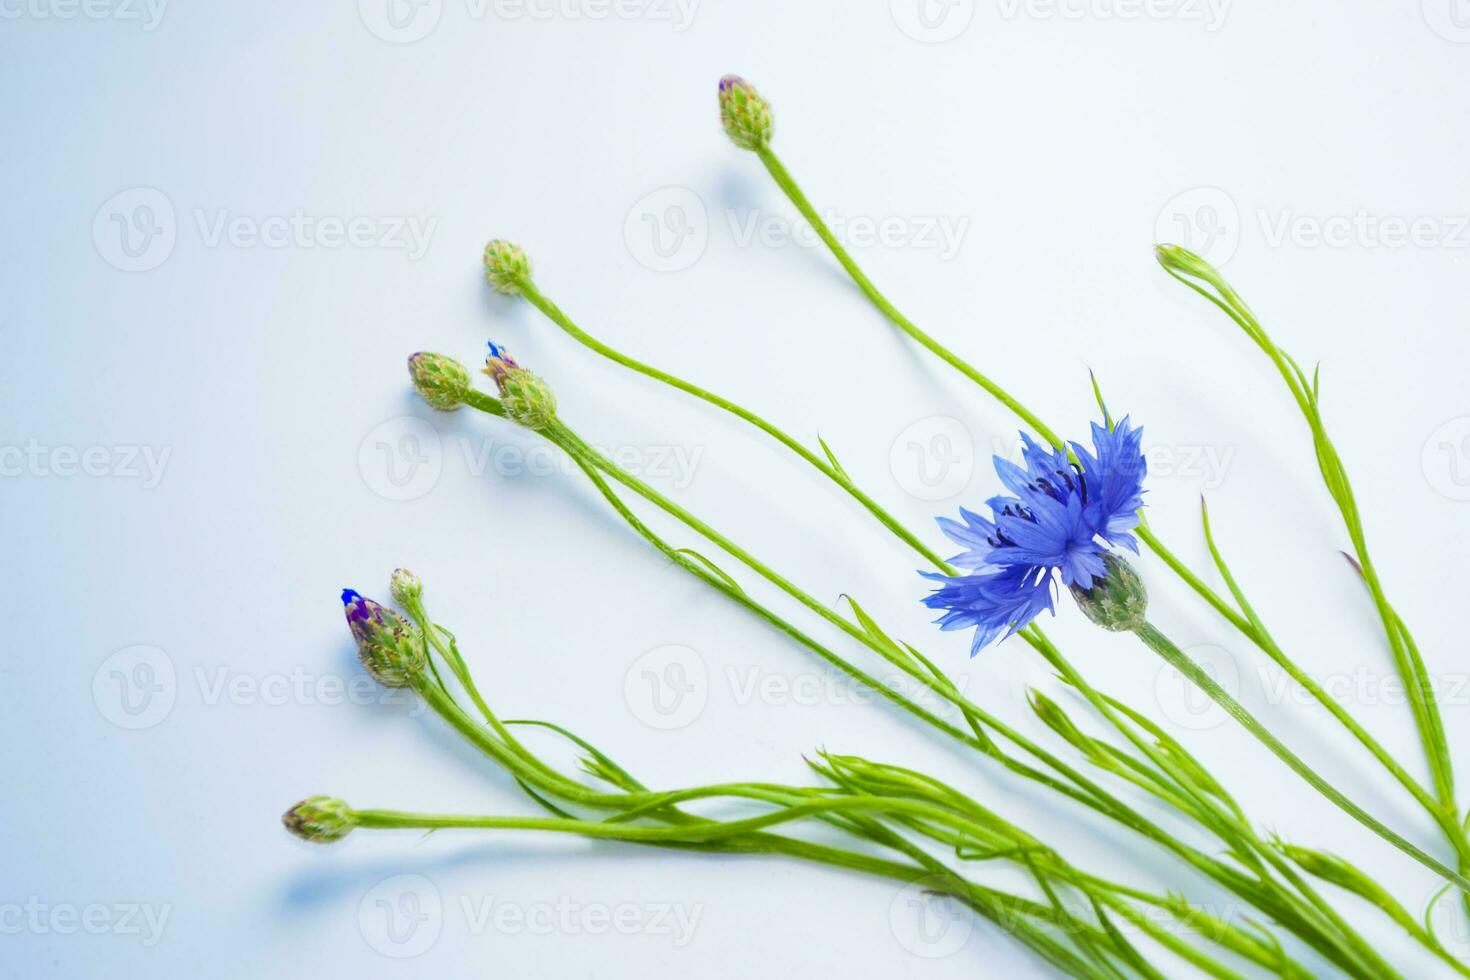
(4, 1, 1470, 976)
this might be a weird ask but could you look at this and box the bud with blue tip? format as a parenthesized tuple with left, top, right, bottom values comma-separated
(484, 341, 557, 430)
(341, 588, 426, 688)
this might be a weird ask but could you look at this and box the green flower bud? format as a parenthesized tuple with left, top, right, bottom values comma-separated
(282, 796, 356, 843)
(718, 74, 772, 151)
(1154, 243, 1218, 282)
(1069, 555, 1148, 633)
(390, 567, 422, 607)
(341, 589, 427, 687)
(408, 352, 471, 411)
(484, 341, 557, 430)
(483, 239, 532, 296)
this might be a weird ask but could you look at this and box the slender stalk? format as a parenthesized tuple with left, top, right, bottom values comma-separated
(476, 276, 1458, 968)
(754, 145, 1062, 449)
(394, 623, 1243, 977)
(746, 141, 1469, 892)
(548, 407, 1467, 893)
(481, 404, 1400, 976)
(1134, 620, 1470, 892)
(514, 279, 952, 572)
(1157, 249, 1466, 915)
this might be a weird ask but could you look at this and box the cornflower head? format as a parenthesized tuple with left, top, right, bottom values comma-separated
(718, 74, 772, 151)
(483, 239, 531, 296)
(341, 588, 426, 687)
(484, 340, 557, 430)
(922, 417, 1147, 653)
(407, 352, 472, 411)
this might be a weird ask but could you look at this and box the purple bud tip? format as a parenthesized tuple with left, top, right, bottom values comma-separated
(341, 588, 361, 606)
(719, 74, 743, 92)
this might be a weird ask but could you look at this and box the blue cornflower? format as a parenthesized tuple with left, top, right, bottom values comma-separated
(921, 417, 1147, 654)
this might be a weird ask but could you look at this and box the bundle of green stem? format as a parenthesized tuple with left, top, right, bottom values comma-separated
(293, 77, 1470, 978)
(299, 580, 1373, 978)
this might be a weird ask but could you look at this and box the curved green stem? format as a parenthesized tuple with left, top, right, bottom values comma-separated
(491, 405, 1394, 976)
(514, 279, 952, 572)
(754, 145, 1062, 449)
(746, 142, 1469, 901)
(1135, 620, 1470, 894)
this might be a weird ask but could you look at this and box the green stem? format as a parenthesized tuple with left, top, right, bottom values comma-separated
(514, 279, 952, 572)
(518, 408, 1388, 976)
(1135, 620, 1470, 894)
(749, 142, 1470, 903)
(755, 145, 1062, 449)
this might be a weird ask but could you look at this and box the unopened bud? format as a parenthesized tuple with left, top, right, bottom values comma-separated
(483, 239, 532, 296)
(484, 341, 557, 430)
(341, 588, 426, 687)
(390, 568, 422, 607)
(282, 796, 355, 843)
(1154, 243, 1218, 283)
(718, 74, 772, 151)
(408, 352, 471, 411)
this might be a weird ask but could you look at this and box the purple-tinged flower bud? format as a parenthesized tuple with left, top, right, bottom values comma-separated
(1069, 555, 1148, 633)
(484, 341, 557, 430)
(282, 796, 355, 843)
(341, 589, 426, 687)
(408, 352, 471, 411)
(483, 239, 532, 296)
(718, 74, 772, 151)
(390, 568, 422, 607)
